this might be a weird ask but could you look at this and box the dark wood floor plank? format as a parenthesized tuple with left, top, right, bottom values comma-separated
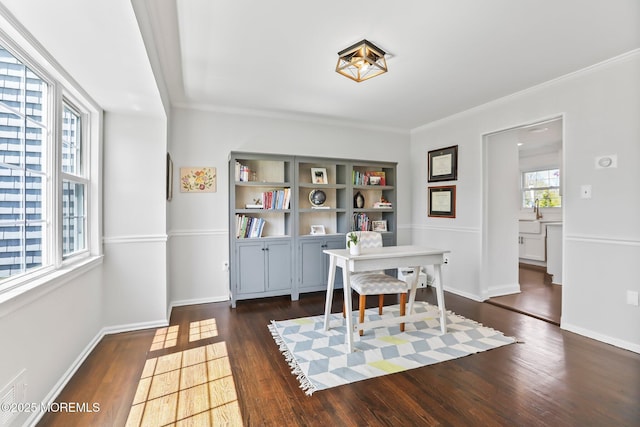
(36, 287, 640, 427)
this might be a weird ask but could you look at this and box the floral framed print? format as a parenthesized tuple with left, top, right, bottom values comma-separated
(180, 167, 216, 193)
(428, 185, 456, 218)
(428, 145, 458, 182)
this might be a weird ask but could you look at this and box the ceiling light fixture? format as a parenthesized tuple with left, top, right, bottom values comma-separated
(336, 39, 388, 82)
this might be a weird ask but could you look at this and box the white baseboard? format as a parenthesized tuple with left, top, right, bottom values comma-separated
(101, 319, 169, 335)
(561, 322, 640, 354)
(486, 283, 521, 299)
(442, 285, 484, 302)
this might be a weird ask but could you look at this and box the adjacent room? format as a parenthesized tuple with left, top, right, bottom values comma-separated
(0, 1, 638, 426)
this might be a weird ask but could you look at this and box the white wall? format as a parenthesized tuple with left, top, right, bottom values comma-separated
(167, 108, 411, 306)
(0, 265, 103, 427)
(102, 112, 169, 328)
(410, 51, 640, 351)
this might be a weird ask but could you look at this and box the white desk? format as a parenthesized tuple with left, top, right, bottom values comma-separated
(323, 245, 449, 353)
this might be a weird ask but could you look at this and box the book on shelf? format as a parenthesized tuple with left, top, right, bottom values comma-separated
(352, 213, 370, 231)
(235, 161, 252, 182)
(235, 214, 266, 238)
(260, 188, 290, 209)
(352, 170, 387, 186)
(311, 206, 330, 209)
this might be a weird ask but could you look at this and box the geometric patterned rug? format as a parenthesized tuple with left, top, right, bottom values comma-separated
(268, 302, 516, 395)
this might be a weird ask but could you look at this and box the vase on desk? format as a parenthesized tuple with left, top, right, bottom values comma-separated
(349, 243, 360, 255)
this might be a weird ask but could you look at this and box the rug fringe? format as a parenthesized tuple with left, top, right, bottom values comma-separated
(268, 321, 317, 396)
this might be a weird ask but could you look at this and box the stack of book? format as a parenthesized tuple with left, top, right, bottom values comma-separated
(235, 215, 266, 238)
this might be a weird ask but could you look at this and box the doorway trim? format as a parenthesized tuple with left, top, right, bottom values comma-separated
(480, 114, 565, 302)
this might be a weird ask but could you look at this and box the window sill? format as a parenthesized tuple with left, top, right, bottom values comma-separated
(0, 255, 104, 319)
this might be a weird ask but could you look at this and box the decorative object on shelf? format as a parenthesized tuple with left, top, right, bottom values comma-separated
(336, 39, 388, 83)
(310, 225, 326, 235)
(346, 231, 360, 255)
(428, 185, 456, 218)
(366, 171, 386, 186)
(354, 191, 365, 208)
(373, 196, 392, 209)
(246, 198, 263, 209)
(180, 167, 216, 192)
(428, 145, 458, 182)
(166, 153, 173, 201)
(311, 167, 328, 184)
(309, 189, 327, 207)
(372, 220, 387, 232)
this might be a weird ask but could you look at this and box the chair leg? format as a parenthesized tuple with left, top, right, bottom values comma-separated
(359, 294, 366, 336)
(378, 294, 384, 315)
(399, 293, 406, 332)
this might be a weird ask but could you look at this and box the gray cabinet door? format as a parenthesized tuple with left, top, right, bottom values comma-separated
(299, 237, 344, 291)
(237, 242, 266, 294)
(266, 240, 292, 291)
(300, 240, 325, 290)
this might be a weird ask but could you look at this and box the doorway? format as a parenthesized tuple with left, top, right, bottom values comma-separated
(483, 117, 563, 324)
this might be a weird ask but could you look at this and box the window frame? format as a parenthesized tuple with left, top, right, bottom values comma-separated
(0, 23, 101, 297)
(520, 167, 561, 209)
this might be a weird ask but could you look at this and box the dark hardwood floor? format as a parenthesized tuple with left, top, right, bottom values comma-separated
(37, 288, 639, 427)
(487, 265, 562, 325)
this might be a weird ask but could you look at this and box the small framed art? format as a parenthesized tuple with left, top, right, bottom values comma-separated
(428, 185, 456, 218)
(310, 225, 326, 235)
(372, 220, 387, 232)
(180, 167, 216, 193)
(311, 167, 328, 184)
(428, 145, 458, 182)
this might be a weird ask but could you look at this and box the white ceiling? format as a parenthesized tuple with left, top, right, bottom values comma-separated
(1, 0, 639, 132)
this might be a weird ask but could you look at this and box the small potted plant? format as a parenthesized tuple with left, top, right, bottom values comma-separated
(347, 231, 360, 255)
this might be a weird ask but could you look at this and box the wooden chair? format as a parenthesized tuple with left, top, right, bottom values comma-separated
(345, 231, 408, 336)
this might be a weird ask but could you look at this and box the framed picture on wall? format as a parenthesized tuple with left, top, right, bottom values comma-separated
(428, 145, 458, 182)
(428, 185, 456, 218)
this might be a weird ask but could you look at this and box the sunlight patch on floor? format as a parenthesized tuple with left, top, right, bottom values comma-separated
(189, 318, 218, 342)
(149, 325, 179, 351)
(125, 341, 242, 426)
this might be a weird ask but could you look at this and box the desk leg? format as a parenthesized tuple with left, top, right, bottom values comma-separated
(323, 255, 337, 331)
(342, 267, 354, 352)
(407, 266, 420, 315)
(434, 263, 447, 334)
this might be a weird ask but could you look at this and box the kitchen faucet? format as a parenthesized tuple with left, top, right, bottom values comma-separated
(534, 198, 542, 220)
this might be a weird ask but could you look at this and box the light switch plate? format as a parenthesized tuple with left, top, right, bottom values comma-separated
(627, 290, 639, 306)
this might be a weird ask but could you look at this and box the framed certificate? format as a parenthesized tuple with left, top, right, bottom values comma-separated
(428, 145, 458, 182)
(428, 185, 456, 218)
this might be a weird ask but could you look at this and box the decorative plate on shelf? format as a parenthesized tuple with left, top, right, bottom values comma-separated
(309, 189, 326, 207)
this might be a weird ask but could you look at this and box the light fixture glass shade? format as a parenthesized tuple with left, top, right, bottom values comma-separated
(336, 39, 387, 82)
